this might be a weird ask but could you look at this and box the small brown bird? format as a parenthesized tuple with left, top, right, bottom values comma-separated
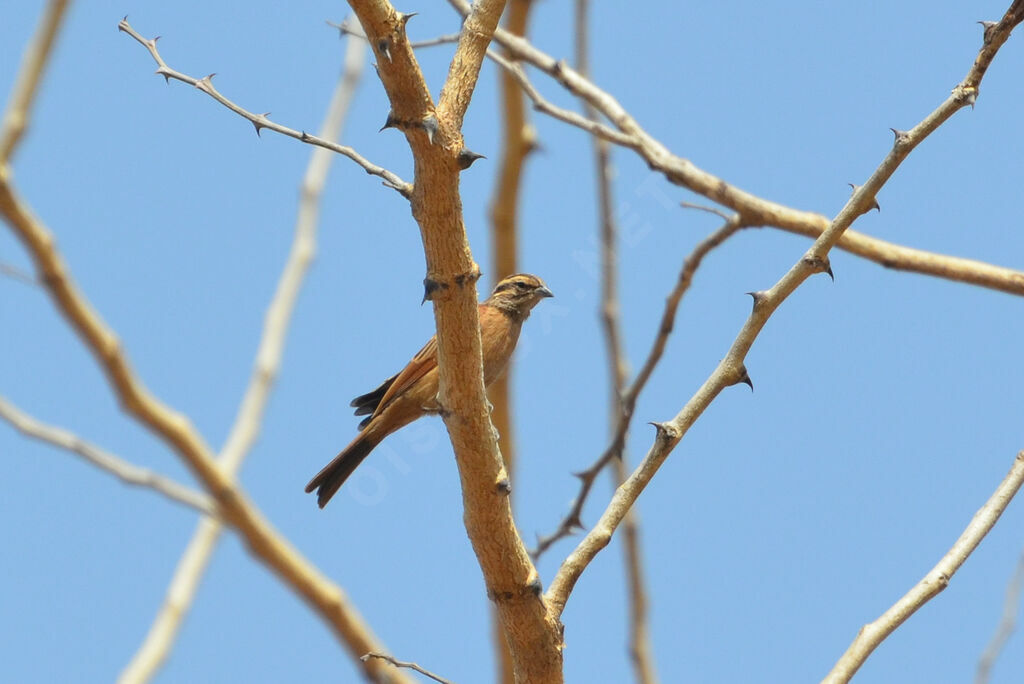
(306, 273, 553, 508)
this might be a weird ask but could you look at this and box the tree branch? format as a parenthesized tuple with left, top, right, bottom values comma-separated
(345, 1, 564, 681)
(118, 29, 372, 684)
(362, 652, 456, 684)
(824, 452, 1024, 684)
(0, 0, 70, 164)
(575, 2, 657, 682)
(437, 0, 508, 131)
(1, 158, 409, 684)
(975, 550, 1024, 684)
(1, 14, 407, 675)
(532, 216, 744, 559)
(544, 2, 1024, 617)
(117, 18, 411, 198)
(0, 395, 215, 516)
(448, 0, 1024, 299)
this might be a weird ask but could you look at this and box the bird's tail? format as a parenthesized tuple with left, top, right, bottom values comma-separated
(305, 432, 380, 508)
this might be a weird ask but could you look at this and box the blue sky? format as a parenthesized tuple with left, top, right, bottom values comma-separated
(2, 1, 1023, 683)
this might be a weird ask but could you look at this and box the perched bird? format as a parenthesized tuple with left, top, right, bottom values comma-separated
(306, 273, 554, 508)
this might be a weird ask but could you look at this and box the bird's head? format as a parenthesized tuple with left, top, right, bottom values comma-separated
(485, 273, 554, 319)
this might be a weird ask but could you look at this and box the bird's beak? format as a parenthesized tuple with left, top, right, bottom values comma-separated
(537, 285, 554, 299)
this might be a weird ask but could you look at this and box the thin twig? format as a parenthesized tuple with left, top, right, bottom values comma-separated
(118, 30, 380, 684)
(679, 201, 734, 222)
(486, 51, 634, 147)
(824, 452, 1024, 684)
(975, 550, 1024, 684)
(447, 0, 1024, 299)
(1, 260, 37, 285)
(116, 18, 411, 199)
(532, 216, 745, 559)
(545, 2, 1024, 620)
(0, 396, 215, 516)
(329, 18, 461, 51)
(0, 0, 71, 164)
(575, 2, 657, 682)
(362, 652, 456, 684)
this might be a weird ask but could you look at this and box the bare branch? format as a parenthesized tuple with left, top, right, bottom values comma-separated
(0, 82, 410, 684)
(0, 396, 215, 516)
(449, 0, 1024, 299)
(345, 1, 564, 680)
(532, 216, 744, 559)
(824, 452, 1024, 684)
(485, 51, 634, 147)
(362, 652, 456, 684)
(437, 0, 508, 130)
(0, 0, 71, 164)
(575, 3, 658, 681)
(118, 30, 374, 684)
(975, 550, 1024, 684)
(545, 3, 1024, 616)
(116, 18, 411, 198)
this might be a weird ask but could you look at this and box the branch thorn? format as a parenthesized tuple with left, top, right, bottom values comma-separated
(457, 147, 486, 170)
(746, 290, 768, 309)
(889, 127, 910, 147)
(802, 254, 833, 281)
(848, 183, 880, 214)
(399, 12, 418, 30)
(252, 112, 271, 137)
(379, 112, 399, 132)
(978, 20, 998, 44)
(735, 365, 754, 391)
(196, 73, 216, 94)
(420, 114, 439, 145)
(422, 277, 447, 303)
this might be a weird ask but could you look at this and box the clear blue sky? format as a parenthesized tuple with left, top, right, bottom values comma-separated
(3, 1, 1023, 682)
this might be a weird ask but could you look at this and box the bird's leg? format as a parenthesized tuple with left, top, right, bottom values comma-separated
(423, 393, 451, 418)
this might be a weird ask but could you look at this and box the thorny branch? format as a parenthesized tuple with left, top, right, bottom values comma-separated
(575, 1, 657, 681)
(446, 0, 1024, 300)
(117, 18, 412, 198)
(344, 1, 564, 681)
(533, 215, 746, 558)
(544, 0, 1024, 622)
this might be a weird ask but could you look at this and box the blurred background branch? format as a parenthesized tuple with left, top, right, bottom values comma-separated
(118, 27, 371, 684)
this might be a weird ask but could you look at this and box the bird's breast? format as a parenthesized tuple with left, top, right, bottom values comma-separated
(480, 311, 522, 386)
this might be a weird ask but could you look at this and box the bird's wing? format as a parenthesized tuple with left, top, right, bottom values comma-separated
(369, 334, 439, 419)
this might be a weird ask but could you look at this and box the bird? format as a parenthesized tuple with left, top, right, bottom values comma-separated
(306, 273, 554, 508)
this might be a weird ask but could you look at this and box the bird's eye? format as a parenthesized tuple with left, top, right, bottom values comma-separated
(514, 280, 529, 290)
